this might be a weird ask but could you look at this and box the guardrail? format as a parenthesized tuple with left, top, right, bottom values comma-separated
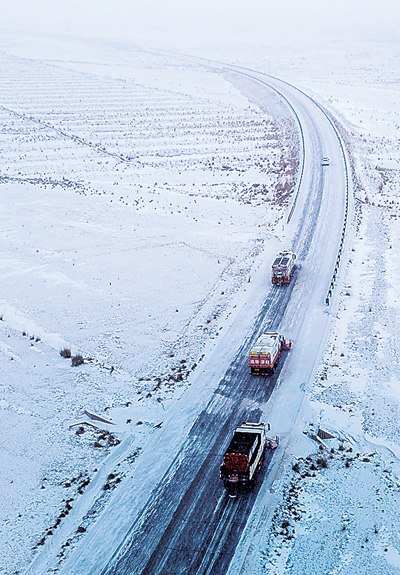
(313, 108, 349, 305)
(229, 69, 350, 304)
(249, 74, 350, 306)
(170, 53, 350, 306)
(260, 79, 350, 306)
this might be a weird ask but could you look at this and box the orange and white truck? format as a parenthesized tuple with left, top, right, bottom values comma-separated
(248, 332, 291, 375)
(271, 250, 296, 285)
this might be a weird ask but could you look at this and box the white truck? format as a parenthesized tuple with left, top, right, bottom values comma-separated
(248, 332, 291, 375)
(271, 250, 296, 286)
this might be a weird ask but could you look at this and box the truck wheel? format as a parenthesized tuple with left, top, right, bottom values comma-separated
(226, 481, 239, 497)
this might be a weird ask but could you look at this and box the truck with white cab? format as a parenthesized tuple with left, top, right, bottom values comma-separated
(248, 331, 291, 375)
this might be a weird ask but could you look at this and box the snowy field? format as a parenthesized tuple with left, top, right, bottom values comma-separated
(0, 32, 298, 575)
(1, 28, 400, 575)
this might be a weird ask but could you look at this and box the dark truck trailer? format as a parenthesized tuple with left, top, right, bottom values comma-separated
(220, 422, 278, 497)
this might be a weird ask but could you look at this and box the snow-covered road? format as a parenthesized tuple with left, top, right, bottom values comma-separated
(48, 56, 349, 575)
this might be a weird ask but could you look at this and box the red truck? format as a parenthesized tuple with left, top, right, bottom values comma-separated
(220, 422, 278, 497)
(248, 332, 291, 375)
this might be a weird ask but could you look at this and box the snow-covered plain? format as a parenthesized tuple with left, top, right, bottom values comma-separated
(1, 30, 400, 575)
(0, 32, 298, 575)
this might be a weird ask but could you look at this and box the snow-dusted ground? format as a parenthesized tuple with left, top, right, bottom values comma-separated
(1, 29, 400, 575)
(0, 32, 298, 575)
(224, 41, 400, 574)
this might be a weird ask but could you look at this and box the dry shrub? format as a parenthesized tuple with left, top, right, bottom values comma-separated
(71, 355, 84, 367)
(60, 348, 72, 358)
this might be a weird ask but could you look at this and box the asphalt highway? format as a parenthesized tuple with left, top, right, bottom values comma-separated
(103, 60, 346, 575)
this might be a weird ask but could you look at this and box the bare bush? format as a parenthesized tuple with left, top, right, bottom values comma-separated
(71, 355, 84, 367)
(60, 348, 72, 358)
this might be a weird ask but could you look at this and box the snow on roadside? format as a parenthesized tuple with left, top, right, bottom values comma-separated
(260, 443, 400, 575)
(227, 39, 400, 575)
(0, 33, 298, 575)
(3, 29, 399, 575)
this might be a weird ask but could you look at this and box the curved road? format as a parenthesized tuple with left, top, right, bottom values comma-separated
(57, 57, 349, 575)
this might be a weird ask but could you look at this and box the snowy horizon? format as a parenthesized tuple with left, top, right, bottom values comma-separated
(1, 0, 399, 48)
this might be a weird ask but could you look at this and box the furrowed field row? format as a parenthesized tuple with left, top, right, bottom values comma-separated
(1, 106, 271, 137)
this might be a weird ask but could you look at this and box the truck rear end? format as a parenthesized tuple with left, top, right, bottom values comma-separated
(220, 422, 266, 497)
(248, 332, 282, 375)
(271, 250, 296, 285)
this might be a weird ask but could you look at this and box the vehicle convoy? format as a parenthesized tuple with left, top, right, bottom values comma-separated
(220, 422, 278, 497)
(271, 250, 296, 285)
(248, 331, 291, 375)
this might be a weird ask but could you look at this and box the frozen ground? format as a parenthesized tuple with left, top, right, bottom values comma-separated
(1, 30, 400, 575)
(222, 40, 400, 574)
(0, 32, 298, 575)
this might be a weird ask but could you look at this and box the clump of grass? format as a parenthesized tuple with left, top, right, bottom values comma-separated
(60, 348, 72, 358)
(71, 355, 84, 367)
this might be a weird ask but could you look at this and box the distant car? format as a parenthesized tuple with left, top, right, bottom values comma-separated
(321, 157, 330, 166)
